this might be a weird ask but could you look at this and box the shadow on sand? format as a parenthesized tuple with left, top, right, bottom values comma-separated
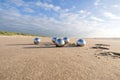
(6, 43, 34, 46)
(6, 42, 52, 46)
(23, 45, 78, 49)
(6, 42, 78, 49)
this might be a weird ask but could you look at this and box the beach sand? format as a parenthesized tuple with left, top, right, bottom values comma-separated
(0, 36, 120, 80)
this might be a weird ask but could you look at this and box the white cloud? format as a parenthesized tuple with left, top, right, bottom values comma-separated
(36, 2, 61, 11)
(94, 0, 101, 6)
(44, 0, 53, 3)
(72, 6, 76, 9)
(78, 10, 91, 19)
(60, 13, 79, 23)
(112, 5, 119, 8)
(103, 12, 120, 19)
(90, 16, 104, 22)
(11, 0, 25, 6)
(0, 7, 21, 17)
(36, 2, 42, 6)
(79, 10, 90, 14)
(23, 8, 34, 13)
(93, 20, 120, 38)
(79, 10, 86, 14)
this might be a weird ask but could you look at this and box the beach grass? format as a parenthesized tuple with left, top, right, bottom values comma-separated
(0, 31, 35, 36)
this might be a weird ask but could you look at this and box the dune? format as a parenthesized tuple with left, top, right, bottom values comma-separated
(0, 36, 120, 80)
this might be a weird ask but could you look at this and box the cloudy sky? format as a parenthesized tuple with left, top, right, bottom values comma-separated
(0, 0, 120, 38)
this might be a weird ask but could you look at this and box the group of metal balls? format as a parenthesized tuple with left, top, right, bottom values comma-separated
(34, 37, 86, 47)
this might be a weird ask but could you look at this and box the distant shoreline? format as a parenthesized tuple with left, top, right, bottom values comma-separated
(0, 31, 120, 39)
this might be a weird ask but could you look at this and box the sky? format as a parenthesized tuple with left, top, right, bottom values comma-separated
(0, 0, 120, 38)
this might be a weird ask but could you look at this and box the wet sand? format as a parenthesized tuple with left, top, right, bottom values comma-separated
(0, 36, 120, 80)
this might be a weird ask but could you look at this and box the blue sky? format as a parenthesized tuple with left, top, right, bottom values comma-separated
(0, 0, 120, 37)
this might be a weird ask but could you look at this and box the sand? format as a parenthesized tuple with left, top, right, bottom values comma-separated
(0, 36, 120, 80)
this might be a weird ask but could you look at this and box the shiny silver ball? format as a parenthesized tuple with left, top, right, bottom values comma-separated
(55, 38, 65, 47)
(34, 38, 41, 45)
(77, 39, 86, 46)
(52, 37, 57, 43)
(63, 37, 69, 44)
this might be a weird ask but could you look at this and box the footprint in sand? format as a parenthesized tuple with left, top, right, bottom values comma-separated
(98, 51, 120, 58)
(92, 44, 120, 59)
(92, 44, 110, 50)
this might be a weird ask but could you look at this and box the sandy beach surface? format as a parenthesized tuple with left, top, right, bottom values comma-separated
(0, 36, 120, 80)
